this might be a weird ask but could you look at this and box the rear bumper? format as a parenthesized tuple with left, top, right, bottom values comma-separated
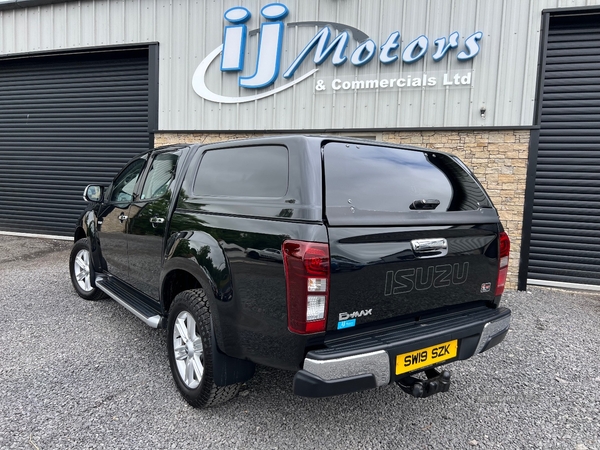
(293, 306, 511, 397)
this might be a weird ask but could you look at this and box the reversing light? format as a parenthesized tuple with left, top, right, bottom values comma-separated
(283, 241, 330, 334)
(306, 296, 326, 321)
(495, 232, 510, 296)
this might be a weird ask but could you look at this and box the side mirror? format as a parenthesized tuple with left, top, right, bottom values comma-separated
(83, 185, 103, 203)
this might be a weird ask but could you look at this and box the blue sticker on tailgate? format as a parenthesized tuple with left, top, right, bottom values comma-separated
(337, 319, 356, 330)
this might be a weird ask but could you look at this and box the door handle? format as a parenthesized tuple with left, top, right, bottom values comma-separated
(150, 217, 165, 227)
(118, 213, 128, 223)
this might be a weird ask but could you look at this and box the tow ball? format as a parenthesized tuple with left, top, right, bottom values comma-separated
(396, 368, 451, 398)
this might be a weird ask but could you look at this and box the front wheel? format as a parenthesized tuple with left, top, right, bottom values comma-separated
(69, 238, 106, 301)
(167, 289, 240, 408)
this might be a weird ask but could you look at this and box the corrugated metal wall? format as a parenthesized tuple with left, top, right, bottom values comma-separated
(1, 0, 599, 131)
(0, 48, 150, 236)
(527, 12, 600, 289)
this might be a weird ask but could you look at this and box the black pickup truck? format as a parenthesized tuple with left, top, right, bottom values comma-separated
(69, 136, 511, 408)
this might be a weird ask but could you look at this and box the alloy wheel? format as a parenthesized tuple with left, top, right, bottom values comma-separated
(73, 248, 92, 292)
(172, 311, 204, 389)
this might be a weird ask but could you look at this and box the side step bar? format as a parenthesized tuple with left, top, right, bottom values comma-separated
(95, 274, 165, 328)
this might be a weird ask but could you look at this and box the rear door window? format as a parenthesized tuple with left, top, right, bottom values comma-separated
(140, 152, 179, 200)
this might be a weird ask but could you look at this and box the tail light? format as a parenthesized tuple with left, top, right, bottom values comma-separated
(495, 232, 510, 296)
(283, 240, 330, 334)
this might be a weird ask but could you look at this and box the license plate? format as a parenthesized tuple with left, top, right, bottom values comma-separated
(395, 339, 458, 375)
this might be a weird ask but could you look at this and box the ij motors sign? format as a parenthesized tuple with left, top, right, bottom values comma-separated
(192, 3, 483, 104)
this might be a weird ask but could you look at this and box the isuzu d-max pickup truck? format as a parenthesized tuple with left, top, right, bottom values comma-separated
(69, 136, 511, 408)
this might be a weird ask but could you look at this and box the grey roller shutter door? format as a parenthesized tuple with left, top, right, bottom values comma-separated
(0, 48, 151, 237)
(528, 14, 600, 288)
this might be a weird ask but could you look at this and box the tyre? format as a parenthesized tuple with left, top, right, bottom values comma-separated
(69, 238, 106, 301)
(167, 289, 241, 408)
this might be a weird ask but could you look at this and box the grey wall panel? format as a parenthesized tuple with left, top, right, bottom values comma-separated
(418, 0, 452, 128)
(466, 0, 501, 127)
(1, 0, 599, 131)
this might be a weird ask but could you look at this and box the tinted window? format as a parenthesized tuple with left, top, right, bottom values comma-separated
(110, 158, 146, 203)
(194, 146, 288, 198)
(140, 152, 179, 200)
(324, 142, 489, 216)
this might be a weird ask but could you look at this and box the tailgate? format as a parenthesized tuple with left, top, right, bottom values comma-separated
(326, 224, 500, 330)
(322, 140, 501, 331)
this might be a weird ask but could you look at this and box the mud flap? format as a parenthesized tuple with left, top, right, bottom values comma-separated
(210, 319, 255, 386)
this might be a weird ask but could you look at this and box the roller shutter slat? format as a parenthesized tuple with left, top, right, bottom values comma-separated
(546, 49, 600, 58)
(535, 192, 600, 200)
(539, 138, 600, 144)
(0, 49, 150, 237)
(529, 254, 600, 268)
(530, 241, 600, 253)
(531, 234, 600, 245)
(534, 186, 600, 194)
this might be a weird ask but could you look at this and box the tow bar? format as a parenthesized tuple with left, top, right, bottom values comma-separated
(396, 368, 451, 398)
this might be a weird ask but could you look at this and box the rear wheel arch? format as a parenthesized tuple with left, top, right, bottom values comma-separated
(161, 267, 203, 314)
(160, 255, 224, 315)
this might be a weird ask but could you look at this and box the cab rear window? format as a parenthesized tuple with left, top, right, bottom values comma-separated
(324, 142, 490, 218)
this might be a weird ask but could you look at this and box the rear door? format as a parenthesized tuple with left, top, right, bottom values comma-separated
(323, 142, 501, 331)
(128, 149, 182, 299)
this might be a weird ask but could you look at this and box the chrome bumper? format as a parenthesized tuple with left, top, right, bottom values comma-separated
(300, 313, 511, 392)
(303, 350, 390, 387)
(475, 313, 511, 354)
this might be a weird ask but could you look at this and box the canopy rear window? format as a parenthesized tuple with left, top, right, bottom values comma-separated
(324, 142, 490, 223)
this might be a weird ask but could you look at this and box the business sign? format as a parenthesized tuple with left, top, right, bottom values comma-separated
(192, 3, 483, 104)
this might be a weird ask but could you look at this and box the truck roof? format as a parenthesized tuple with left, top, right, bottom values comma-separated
(155, 135, 457, 159)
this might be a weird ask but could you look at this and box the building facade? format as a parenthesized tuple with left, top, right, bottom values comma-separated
(0, 0, 599, 291)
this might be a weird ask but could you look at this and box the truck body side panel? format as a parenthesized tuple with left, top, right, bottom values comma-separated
(167, 210, 328, 370)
